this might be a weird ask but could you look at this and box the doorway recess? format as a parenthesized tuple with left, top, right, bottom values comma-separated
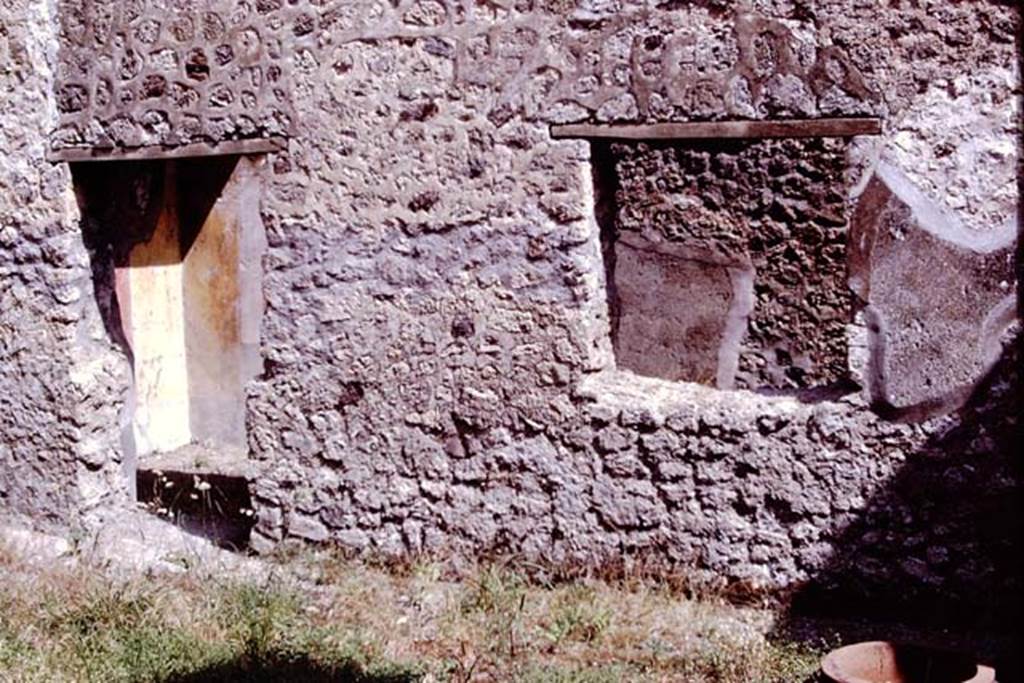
(72, 152, 266, 494)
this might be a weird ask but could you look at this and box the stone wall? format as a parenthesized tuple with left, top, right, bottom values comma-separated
(241, 0, 1019, 603)
(0, 0, 129, 526)
(53, 0, 296, 150)
(2, 0, 1018, 604)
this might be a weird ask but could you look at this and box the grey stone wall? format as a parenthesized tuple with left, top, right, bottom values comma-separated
(0, 0, 129, 526)
(1, 0, 1017, 604)
(240, 0, 1019, 602)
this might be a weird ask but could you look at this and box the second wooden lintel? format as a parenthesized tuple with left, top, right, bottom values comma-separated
(551, 118, 882, 141)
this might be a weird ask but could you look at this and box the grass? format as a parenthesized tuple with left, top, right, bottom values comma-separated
(0, 542, 827, 682)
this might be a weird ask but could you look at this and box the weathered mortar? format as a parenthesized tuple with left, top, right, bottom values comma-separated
(2, 0, 1018, 607)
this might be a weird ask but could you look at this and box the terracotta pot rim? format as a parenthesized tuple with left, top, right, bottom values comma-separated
(821, 640, 997, 683)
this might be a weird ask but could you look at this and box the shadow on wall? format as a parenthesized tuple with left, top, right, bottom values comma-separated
(774, 329, 1022, 681)
(72, 156, 239, 360)
(74, 159, 164, 360)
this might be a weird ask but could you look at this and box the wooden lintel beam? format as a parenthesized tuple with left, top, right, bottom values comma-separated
(47, 136, 288, 163)
(550, 118, 882, 141)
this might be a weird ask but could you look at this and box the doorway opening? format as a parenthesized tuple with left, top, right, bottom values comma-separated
(73, 154, 265, 512)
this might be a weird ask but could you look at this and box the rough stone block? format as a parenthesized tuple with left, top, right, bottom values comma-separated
(849, 162, 1017, 418)
(52, 0, 296, 153)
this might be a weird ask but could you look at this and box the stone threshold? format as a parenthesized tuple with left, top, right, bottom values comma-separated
(47, 136, 287, 163)
(136, 443, 256, 550)
(550, 117, 882, 141)
(137, 442, 254, 480)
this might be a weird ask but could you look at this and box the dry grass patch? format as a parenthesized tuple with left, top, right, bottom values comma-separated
(283, 551, 825, 681)
(0, 541, 825, 682)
